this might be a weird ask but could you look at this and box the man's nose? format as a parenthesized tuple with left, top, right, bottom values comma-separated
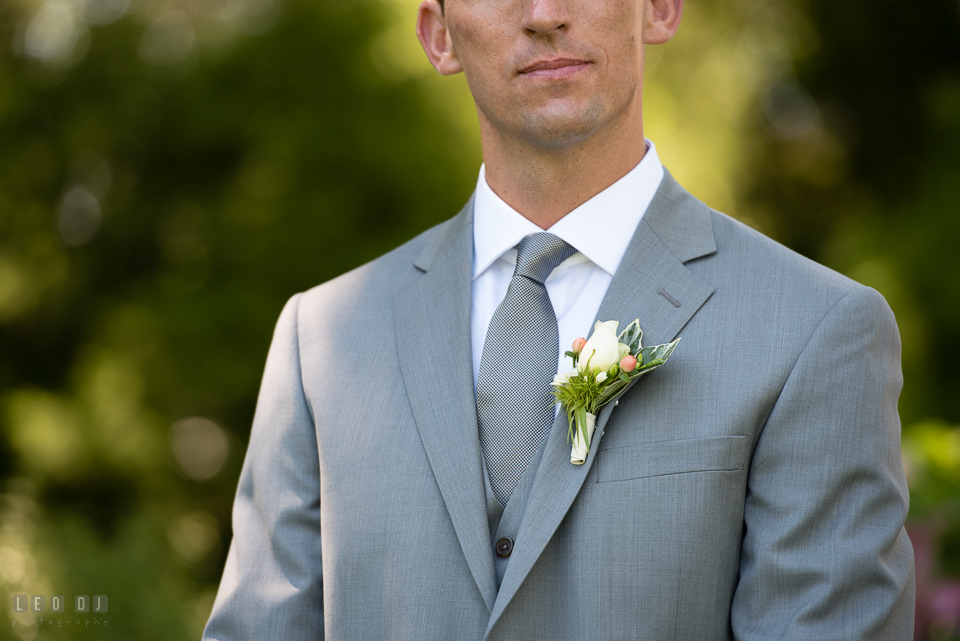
(521, 0, 571, 35)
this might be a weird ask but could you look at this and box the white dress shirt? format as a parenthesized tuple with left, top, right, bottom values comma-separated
(471, 140, 665, 388)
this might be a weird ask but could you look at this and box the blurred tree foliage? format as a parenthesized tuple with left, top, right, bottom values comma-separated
(744, 0, 960, 427)
(742, 0, 960, 634)
(0, 0, 479, 637)
(0, 0, 957, 638)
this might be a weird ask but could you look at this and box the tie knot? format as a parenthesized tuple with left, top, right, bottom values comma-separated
(514, 232, 576, 284)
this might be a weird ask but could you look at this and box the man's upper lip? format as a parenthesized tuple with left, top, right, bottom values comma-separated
(518, 58, 588, 74)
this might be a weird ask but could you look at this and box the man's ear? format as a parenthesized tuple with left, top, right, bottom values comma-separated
(416, 0, 463, 76)
(643, 0, 684, 45)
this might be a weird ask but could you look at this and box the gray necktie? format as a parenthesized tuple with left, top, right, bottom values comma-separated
(477, 232, 577, 506)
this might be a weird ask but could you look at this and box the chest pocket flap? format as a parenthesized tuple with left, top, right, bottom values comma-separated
(597, 435, 748, 483)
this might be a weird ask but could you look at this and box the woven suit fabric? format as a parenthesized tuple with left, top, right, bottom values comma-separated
(477, 232, 577, 506)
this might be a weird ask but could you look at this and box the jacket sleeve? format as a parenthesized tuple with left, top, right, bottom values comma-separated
(731, 286, 915, 640)
(203, 293, 325, 640)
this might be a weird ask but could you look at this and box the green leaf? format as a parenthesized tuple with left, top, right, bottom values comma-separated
(637, 358, 665, 371)
(576, 406, 589, 446)
(594, 379, 628, 407)
(636, 338, 681, 370)
(617, 319, 643, 354)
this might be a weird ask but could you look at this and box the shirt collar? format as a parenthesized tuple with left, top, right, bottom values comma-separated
(472, 140, 665, 280)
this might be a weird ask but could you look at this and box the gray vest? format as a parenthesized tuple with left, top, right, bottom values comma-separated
(482, 434, 550, 590)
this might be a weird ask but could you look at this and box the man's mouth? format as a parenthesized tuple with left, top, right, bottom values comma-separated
(518, 58, 590, 79)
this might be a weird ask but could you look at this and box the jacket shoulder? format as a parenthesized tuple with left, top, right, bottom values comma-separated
(707, 208, 876, 302)
(696, 208, 897, 345)
(293, 214, 458, 332)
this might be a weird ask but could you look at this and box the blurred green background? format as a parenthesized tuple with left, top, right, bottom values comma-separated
(0, 0, 958, 638)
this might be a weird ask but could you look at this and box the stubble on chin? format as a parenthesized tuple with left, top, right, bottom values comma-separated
(515, 97, 608, 148)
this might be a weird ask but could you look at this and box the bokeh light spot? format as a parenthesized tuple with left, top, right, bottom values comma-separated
(80, 0, 130, 26)
(762, 80, 823, 140)
(57, 185, 102, 246)
(139, 12, 197, 67)
(0, 546, 27, 584)
(22, 0, 89, 68)
(168, 511, 220, 567)
(171, 417, 230, 481)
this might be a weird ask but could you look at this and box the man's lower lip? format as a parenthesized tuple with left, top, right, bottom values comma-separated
(519, 63, 589, 80)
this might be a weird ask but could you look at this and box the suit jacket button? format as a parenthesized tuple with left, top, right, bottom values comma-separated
(495, 537, 514, 558)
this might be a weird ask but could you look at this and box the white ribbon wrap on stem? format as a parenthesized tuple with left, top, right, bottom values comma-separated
(570, 412, 597, 465)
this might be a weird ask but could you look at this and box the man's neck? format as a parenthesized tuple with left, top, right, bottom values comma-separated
(478, 106, 648, 230)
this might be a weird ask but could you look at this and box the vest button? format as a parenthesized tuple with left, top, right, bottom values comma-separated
(495, 536, 514, 558)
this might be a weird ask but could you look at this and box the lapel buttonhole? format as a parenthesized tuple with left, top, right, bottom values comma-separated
(657, 288, 682, 308)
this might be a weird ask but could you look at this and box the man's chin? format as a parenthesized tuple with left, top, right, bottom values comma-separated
(516, 104, 607, 148)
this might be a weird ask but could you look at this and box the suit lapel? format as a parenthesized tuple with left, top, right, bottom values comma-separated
(484, 171, 717, 637)
(393, 198, 499, 611)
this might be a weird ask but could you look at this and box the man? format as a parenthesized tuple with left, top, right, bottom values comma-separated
(203, 0, 915, 638)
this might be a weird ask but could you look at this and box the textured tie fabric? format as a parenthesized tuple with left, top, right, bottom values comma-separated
(477, 232, 577, 506)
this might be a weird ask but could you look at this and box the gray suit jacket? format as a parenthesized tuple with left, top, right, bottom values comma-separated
(203, 172, 914, 640)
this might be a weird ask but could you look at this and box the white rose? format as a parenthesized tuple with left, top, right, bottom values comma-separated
(578, 320, 623, 373)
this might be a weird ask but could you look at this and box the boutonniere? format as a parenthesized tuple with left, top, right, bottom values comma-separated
(552, 319, 680, 465)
